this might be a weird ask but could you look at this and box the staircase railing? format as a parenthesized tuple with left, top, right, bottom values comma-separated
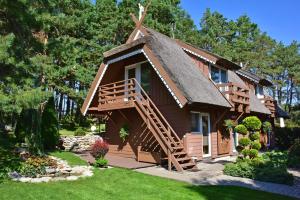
(98, 78, 195, 171)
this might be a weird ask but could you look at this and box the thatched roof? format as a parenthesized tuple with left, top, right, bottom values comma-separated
(144, 28, 231, 108)
(237, 69, 273, 87)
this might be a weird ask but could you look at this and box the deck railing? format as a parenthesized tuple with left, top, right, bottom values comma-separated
(98, 78, 196, 171)
(216, 82, 250, 113)
(259, 95, 276, 117)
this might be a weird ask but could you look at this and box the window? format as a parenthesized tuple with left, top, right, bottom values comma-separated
(210, 65, 228, 83)
(255, 84, 264, 98)
(141, 62, 151, 93)
(191, 112, 211, 156)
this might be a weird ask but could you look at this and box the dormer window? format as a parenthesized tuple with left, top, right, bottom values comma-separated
(255, 84, 264, 98)
(209, 65, 228, 83)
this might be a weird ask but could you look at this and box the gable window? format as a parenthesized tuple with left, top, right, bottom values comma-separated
(210, 65, 228, 83)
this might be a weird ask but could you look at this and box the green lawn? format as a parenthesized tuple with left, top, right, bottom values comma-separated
(59, 129, 75, 136)
(0, 150, 296, 200)
(49, 151, 87, 166)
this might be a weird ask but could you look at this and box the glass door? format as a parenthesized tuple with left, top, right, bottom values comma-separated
(191, 112, 211, 157)
(125, 65, 141, 100)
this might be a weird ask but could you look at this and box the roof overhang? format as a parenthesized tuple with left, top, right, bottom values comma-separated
(175, 40, 241, 70)
(237, 70, 273, 87)
(81, 43, 188, 116)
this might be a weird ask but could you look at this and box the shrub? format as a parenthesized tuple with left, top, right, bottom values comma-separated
(224, 157, 294, 185)
(288, 139, 300, 168)
(41, 97, 59, 150)
(274, 126, 300, 150)
(251, 141, 261, 150)
(262, 121, 272, 134)
(249, 132, 260, 141)
(234, 124, 247, 135)
(249, 149, 258, 158)
(241, 149, 249, 158)
(119, 124, 129, 142)
(74, 127, 86, 136)
(19, 162, 45, 178)
(223, 119, 236, 131)
(239, 137, 251, 147)
(242, 116, 262, 131)
(236, 145, 244, 152)
(90, 140, 109, 159)
(94, 158, 108, 168)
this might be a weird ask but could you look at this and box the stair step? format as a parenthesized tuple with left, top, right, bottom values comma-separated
(173, 152, 186, 156)
(180, 162, 195, 168)
(176, 157, 191, 162)
(173, 146, 184, 150)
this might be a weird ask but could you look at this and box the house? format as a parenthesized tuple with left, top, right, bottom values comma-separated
(81, 16, 279, 172)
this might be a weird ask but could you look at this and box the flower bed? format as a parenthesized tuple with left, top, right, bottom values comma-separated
(9, 156, 93, 183)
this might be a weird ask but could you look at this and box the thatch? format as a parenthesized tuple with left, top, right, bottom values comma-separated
(237, 69, 273, 87)
(145, 28, 231, 108)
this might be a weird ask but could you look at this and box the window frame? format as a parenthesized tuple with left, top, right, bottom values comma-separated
(190, 111, 211, 157)
(209, 63, 228, 84)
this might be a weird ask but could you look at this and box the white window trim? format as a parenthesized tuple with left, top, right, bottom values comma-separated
(190, 111, 211, 157)
(256, 84, 264, 99)
(208, 63, 228, 84)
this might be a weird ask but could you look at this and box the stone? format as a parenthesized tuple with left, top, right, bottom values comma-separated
(19, 177, 32, 182)
(9, 171, 21, 179)
(52, 177, 66, 182)
(46, 168, 57, 174)
(66, 176, 79, 181)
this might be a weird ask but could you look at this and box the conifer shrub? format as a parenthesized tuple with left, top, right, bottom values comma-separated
(251, 141, 261, 150)
(249, 132, 260, 141)
(239, 138, 251, 147)
(242, 116, 262, 131)
(234, 124, 248, 135)
(41, 97, 59, 150)
(262, 121, 272, 134)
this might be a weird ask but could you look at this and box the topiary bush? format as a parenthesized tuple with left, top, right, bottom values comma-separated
(239, 137, 251, 147)
(251, 141, 262, 150)
(241, 149, 250, 158)
(242, 116, 262, 131)
(74, 127, 86, 136)
(249, 132, 260, 141)
(41, 97, 59, 150)
(234, 124, 248, 135)
(249, 149, 258, 159)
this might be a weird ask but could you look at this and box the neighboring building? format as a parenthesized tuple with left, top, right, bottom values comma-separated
(81, 24, 280, 172)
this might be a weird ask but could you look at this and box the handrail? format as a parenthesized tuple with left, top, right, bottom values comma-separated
(132, 78, 182, 144)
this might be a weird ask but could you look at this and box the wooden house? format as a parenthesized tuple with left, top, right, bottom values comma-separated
(81, 19, 280, 172)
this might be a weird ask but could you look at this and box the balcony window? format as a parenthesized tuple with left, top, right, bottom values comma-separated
(210, 65, 228, 83)
(141, 62, 151, 93)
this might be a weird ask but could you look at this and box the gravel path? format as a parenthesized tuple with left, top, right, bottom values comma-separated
(135, 161, 300, 199)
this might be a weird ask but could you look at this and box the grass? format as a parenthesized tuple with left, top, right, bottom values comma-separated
(0, 167, 296, 200)
(59, 129, 75, 136)
(49, 151, 87, 166)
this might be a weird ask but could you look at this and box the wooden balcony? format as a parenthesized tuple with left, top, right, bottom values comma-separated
(98, 79, 137, 111)
(259, 95, 275, 117)
(217, 82, 250, 113)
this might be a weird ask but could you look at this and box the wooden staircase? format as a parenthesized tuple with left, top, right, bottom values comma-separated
(98, 79, 196, 172)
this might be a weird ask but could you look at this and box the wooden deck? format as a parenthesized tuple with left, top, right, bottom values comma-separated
(77, 151, 156, 169)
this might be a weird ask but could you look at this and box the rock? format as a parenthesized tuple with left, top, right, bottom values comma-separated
(9, 171, 21, 179)
(19, 177, 32, 182)
(81, 171, 93, 177)
(66, 176, 79, 181)
(45, 168, 57, 174)
(52, 177, 66, 182)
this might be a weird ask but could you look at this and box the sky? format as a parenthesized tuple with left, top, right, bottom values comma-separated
(180, 0, 300, 45)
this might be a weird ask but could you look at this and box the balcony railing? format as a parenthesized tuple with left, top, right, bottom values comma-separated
(259, 95, 275, 117)
(217, 82, 250, 113)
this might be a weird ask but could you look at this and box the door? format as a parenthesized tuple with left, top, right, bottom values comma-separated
(191, 112, 211, 157)
(125, 65, 141, 99)
(217, 124, 230, 155)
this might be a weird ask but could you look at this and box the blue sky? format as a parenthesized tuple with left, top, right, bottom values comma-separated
(180, 0, 300, 44)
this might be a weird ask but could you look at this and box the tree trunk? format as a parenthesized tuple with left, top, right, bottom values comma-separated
(58, 93, 64, 120)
